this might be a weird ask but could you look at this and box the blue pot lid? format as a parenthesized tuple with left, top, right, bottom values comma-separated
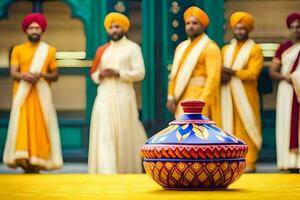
(146, 100, 245, 145)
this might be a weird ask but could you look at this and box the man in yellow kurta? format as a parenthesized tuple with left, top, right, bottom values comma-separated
(3, 13, 63, 173)
(220, 12, 263, 172)
(88, 13, 147, 174)
(167, 6, 222, 125)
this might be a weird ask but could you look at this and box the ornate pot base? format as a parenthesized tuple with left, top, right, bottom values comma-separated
(143, 160, 246, 189)
(141, 100, 248, 189)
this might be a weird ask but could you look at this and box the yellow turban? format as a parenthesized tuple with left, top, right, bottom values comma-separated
(183, 6, 209, 28)
(230, 11, 254, 31)
(104, 12, 130, 33)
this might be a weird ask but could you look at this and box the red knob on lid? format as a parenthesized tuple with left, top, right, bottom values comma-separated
(180, 100, 205, 114)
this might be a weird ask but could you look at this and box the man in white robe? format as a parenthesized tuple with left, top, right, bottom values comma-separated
(88, 12, 147, 174)
(269, 13, 300, 172)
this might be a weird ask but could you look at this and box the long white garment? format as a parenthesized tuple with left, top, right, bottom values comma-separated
(88, 37, 147, 174)
(221, 39, 262, 149)
(3, 42, 63, 169)
(276, 42, 300, 170)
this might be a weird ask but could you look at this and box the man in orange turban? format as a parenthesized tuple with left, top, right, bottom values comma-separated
(3, 13, 63, 173)
(88, 12, 147, 174)
(230, 11, 254, 32)
(220, 11, 263, 173)
(167, 6, 222, 125)
(183, 6, 209, 29)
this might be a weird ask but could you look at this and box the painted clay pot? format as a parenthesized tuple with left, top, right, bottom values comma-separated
(141, 100, 248, 189)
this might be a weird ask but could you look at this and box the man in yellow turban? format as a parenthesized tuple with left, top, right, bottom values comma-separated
(88, 12, 147, 174)
(220, 11, 263, 173)
(167, 6, 222, 125)
(104, 12, 130, 36)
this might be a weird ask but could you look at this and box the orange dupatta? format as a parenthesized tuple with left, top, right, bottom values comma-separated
(90, 43, 110, 75)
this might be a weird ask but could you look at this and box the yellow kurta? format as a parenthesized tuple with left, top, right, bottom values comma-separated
(10, 41, 57, 170)
(222, 42, 263, 170)
(168, 35, 222, 125)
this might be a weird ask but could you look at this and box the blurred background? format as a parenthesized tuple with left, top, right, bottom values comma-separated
(0, 0, 299, 173)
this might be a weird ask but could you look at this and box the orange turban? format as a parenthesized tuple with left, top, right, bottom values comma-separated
(183, 6, 209, 28)
(104, 12, 130, 33)
(230, 11, 254, 31)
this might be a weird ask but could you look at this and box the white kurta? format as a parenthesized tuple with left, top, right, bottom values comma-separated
(88, 37, 147, 174)
(276, 43, 300, 170)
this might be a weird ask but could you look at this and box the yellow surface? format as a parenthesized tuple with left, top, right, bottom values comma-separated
(0, 174, 299, 200)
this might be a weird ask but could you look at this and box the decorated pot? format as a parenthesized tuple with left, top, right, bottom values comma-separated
(141, 100, 248, 189)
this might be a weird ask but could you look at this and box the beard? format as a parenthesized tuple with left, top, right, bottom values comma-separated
(186, 28, 202, 40)
(28, 34, 41, 43)
(110, 32, 124, 41)
(234, 33, 248, 41)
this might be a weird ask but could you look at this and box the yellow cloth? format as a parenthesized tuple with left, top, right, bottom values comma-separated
(222, 42, 263, 170)
(10, 41, 57, 169)
(184, 6, 209, 28)
(230, 11, 254, 31)
(0, 174, 299, 199)
(104, 12, 130, 33)
(168, 34, 222, 125)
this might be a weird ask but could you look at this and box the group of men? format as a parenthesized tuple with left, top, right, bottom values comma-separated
(167, 8, 263, 172)
(2, 6, 300, 174)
